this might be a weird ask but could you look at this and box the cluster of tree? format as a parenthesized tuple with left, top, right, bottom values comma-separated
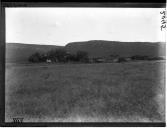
(28, 48, 89, 63)
(117, 55, 164, 63)
(28, 52, 46, 63)
(130, 55, 164, 61)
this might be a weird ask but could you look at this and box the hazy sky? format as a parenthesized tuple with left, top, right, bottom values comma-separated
(6, 8, 166, 46)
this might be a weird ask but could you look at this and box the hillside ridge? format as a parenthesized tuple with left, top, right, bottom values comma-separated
(6, 40, 165, 63)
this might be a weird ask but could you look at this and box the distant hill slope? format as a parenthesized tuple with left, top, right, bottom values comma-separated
(65, 40, 165, 58)
(6, 41, 165, 63)
(6, 43, 62, 63)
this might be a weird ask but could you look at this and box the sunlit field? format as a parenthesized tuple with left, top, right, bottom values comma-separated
(5, 61, 165, 122)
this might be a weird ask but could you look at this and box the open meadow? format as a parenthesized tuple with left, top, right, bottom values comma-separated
(5, 61, 165, 122)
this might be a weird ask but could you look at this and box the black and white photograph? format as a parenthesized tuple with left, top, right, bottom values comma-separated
(4, 5, 166, 124)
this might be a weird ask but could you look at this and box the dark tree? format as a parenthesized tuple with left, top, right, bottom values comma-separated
(76, 51, 89, 62)
(55, 49, 67, 62)
(66, 53, 78, 62)
(40, 53, 48, 62)
(28, 52, 42, 62)
(47, 50, 58, 62)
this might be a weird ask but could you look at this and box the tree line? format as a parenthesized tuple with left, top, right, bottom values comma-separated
(28, 48, 164, 63)
(28, 49, 89, 63)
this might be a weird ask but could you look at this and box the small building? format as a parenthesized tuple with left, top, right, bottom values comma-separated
(93, 58, 105, 63)
(125, 57, 131, 61)
(113, 58, 119, 62)
(46, 59, 52, 63)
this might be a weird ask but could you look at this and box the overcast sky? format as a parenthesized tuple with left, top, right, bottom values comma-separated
(6, 8, 165, 46)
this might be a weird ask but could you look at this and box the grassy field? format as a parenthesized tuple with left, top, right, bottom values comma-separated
(5, 61, 165, 122)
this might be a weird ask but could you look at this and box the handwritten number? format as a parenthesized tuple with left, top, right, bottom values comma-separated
(161, 25, 166, 31)
(160, 11, 165, 15)
(160, 10, 166, 31)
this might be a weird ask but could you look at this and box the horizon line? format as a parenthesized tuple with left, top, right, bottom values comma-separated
(6, 40, 165, 46)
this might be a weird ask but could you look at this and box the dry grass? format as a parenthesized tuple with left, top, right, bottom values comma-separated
(5, 61, 165, 122)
